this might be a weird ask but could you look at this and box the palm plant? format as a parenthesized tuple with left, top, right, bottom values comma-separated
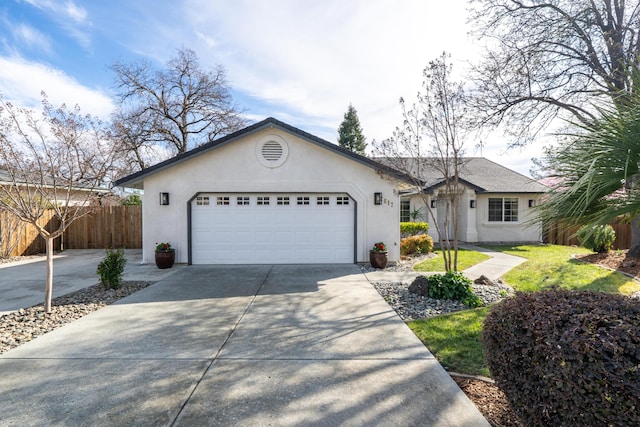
(537, 99, 640, 255)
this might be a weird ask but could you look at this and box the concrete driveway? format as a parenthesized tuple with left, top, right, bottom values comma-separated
(0, 264, 489, 426)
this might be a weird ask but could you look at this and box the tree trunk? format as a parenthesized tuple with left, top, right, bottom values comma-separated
(44, 237, 53, 313)
(628, 215, 640, 257)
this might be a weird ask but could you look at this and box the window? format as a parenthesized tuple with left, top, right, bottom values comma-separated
(336, 196, 349, 205)
(196, 196, 210, 206)
(216, 196, 229, 205)
(297, 196, 310, 205)
(257, 196, 270, 205)
(277, 196, 290, 205)
(237, 196, 250, 206)
(400, 198, 411, 222)
(317, 196, 330, 205)
(488, 198, 519, 222)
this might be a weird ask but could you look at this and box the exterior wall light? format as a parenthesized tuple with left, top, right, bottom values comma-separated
(374, 192, 382, 205)
(431, 199, 436, 208)
(159, 192, 170, 205)
(529, 199, 535, 208)
(470, 200, 476, 208)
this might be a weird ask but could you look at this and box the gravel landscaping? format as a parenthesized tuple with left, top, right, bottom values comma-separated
(364, 254, 514, 321)
(0, 281, 150, 354)
(371, 280, 512, 321)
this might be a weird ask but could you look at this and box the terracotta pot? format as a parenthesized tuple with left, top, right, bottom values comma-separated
(369, 250, 388, 269)
(155, 250, 175, 269)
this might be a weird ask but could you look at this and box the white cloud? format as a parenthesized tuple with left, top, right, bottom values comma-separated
(0, 55, 114, 118)
(182, 0, 475, 137)
(19, 0, 91, 49)
(11, 23, 52, 54)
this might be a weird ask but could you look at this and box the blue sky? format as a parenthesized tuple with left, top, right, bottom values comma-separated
(0, 0, 541, 176)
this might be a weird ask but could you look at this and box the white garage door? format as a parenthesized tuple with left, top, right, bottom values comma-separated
(191, 193, 354, 264)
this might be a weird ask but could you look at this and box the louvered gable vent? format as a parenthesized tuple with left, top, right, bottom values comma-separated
(262, 141, 283, 161)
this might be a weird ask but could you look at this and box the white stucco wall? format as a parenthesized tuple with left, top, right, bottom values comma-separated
(475, 194, 542, 242)
(410, 192, 542, 243)
(139, 128, 402, 264)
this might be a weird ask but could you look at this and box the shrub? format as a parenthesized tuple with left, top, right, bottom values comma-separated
(426, 271, 483, 307)
(400, 222, 430, 237)
(483, 289, 640, 427)
(400, 234, 434, 255)
(96, 248, 127, 289)
(577, 224, 616, 253)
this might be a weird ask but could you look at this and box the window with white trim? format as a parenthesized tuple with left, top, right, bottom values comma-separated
(257, 196, 270, 205)
(488, 198, 519, 222)
(317, 196, 330, 205)
(216, 196, 230, 206)
(277, 196, 290, 205)
(336, 196, 350, 205)
(297, 196, 310, 205)
(196, 196, 210, 206)
(400, 198, 411, 222)
(237, 196, 250, 206)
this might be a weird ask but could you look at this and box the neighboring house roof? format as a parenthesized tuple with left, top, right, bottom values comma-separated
(380, 157, 548, 194)
(114, 117, 415, 189)
(0, 168, 109, 193)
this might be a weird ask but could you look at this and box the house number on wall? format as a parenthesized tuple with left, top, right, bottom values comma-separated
(383, 198, 393, 207)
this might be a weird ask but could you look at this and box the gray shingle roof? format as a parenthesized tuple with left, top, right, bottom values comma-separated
(379, 157, 547, 194)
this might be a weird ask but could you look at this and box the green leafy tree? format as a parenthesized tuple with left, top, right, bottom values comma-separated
(337, 104, 367, 154)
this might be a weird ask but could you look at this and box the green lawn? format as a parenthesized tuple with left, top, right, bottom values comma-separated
(408, 307, 490, 377)
(407, 244, 640, 377)
(487, 244, 640, 295)
(413, 248, 491, 272)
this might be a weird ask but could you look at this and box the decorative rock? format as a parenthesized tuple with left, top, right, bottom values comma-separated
(408, 276, 430, 296)
(0, 281, 150, 355)
(372, 280, 513, 321)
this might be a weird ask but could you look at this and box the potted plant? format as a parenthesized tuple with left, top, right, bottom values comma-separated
(155, 242, 175, 269)
(369, 241, 388, 269)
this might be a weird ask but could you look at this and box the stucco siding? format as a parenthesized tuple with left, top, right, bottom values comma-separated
(409, 192, 542, 243)
(140, 128, 401, 264)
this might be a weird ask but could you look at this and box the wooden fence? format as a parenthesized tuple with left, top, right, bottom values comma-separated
(1, 206, 142, 256)
(543, 221, 631, 249)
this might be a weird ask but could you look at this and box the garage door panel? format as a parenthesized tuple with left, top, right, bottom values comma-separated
(191, 193, 354, 264)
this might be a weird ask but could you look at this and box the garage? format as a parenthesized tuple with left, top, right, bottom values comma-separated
(190, 193, 355, 264)
(114, 118, 405, 265)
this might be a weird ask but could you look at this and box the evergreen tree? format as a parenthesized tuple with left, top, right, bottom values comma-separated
(338, 104, 367, 154)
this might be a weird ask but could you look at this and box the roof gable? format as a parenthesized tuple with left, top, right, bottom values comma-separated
(114, 117, 411, 188)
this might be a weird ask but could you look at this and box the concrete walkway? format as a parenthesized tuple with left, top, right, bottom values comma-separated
(0, 264, 489, 426)
(364, 243, 527, 283)
(0, 249, 183, 315)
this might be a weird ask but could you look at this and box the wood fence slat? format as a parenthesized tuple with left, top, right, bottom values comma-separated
(1, 206, 142, 256)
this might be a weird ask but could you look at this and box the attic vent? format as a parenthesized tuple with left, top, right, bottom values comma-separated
(262, 141, 283, 161)
(256, 135, 289, 168)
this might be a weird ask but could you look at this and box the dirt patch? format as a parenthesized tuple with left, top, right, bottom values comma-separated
(575, 249, 640, 278)
(453, 376, 523, 426)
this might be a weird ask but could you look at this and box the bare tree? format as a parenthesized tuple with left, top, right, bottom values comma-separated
(468, 0, 640, 143)
(0, 94, 116, 312)
(111, 48, 246, 165)
(374, 53, 468, 271)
